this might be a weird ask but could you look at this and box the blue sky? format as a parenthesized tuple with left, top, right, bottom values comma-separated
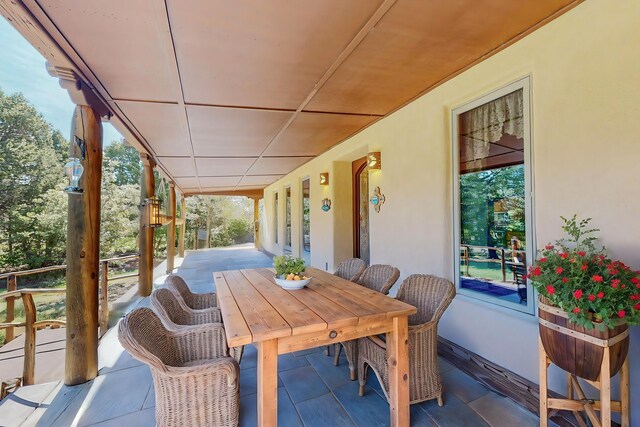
(0, 17, 122, 144)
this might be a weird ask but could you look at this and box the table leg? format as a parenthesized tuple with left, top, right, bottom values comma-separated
(539, 336, 548, 427)
(387, 315, 409, 427)
(257, 339, 278, 427)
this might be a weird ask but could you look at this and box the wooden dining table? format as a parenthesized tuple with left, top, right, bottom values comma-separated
(214, 267, 416, 427)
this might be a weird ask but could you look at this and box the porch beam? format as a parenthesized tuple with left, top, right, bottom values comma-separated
(166, 183, 176, 274)
(65, 105, 102, 385)
(139, 153, 156, 297)
(178, 196, 186, 258)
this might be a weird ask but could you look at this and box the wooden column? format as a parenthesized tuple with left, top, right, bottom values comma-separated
(178, 196, 186, 258)
(166, 183, 176, 274)
(205, 205, 211, 249)
(65, 105, 102, 385)
(4, 275, 17, 343)
(253, 198, 261, 249)
(22, 293, 36, 386)
(138, 153, 156, 297)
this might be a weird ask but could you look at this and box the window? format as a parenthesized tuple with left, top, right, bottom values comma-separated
(285, 187, 292, 251)
(452, 77, 534, 313)
(274, 192, 279, 245)
(301, 178, 311, 263)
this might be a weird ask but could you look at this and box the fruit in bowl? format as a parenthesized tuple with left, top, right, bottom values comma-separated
(273, 255, 311, 290)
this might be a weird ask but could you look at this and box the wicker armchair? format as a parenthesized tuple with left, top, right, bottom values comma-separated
(334, 264, 400, 379)
(118, 308, 240, 427)
(357, 274, 455, 406)
(334, 258, 367, 281)
(165, 274, 216, 309)
(150, 288, 243, 362)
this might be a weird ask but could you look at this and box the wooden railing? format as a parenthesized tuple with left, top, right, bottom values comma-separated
(0, 254, 139, 388)
(460, 244, 525, 282)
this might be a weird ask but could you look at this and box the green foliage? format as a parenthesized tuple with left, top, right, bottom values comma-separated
(529, 216, 640, 330)
(104, 140, 142, 186)
(183, 196, 254, 249)
(274, 255, 306, 277)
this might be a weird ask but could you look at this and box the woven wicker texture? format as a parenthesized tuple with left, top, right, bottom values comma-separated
(335, 264, 401, 378)
(357, 274, 455, 405)
(334, 258, 367, 281)
(118, 308, 240, 426)
(166, 274, 217, 309)
(150, 288, 243, 363)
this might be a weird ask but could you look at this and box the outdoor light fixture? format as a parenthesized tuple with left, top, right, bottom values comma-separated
(144, 196, 162, 228)
(367, 152, 381, 170)
(64, 136, 86, 194)
(320, 172, 329, 186)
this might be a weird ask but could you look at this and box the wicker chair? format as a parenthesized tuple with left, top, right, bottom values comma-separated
(118, 307, 240, 427)
(165, 274, 216, 309)
(150, 288, 243, 363)
(357, 274, 455, 406)
(334, 258, 367, 281)
(334, 264, 400, 379)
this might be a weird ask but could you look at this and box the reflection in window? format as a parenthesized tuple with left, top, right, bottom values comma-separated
(302, 179, 311, 263)
(455, 83, 531, 309)
(285, 187, 292, 250)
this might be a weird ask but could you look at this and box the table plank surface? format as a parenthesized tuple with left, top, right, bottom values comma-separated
(213, 271, 252, 347)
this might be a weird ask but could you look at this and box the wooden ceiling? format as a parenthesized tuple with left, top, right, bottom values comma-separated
(6, 0, 580, 195)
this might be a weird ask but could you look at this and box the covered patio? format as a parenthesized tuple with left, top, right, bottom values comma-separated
(0, 246, 540, 427)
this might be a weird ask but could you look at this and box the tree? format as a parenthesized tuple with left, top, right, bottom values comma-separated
(104, 140, 141, 186)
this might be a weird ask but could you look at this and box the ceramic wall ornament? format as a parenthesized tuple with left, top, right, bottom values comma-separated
(321, 198, 332, 212)
(370, 187, 385, 213)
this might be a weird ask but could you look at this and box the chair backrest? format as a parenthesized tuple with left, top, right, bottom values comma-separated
(335, 258, 367, 281)
(396, 274, 455, 326)
(165, 274, 192, 300)
(151, 288, 189, 326)
(356, 264, 400, 295)
(118, 307, 178, 370)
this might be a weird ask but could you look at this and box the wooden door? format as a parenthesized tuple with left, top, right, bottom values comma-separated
(353, 157, 370, 264)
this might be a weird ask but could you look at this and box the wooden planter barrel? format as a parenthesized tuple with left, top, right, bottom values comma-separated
(538, 298, 629, 381)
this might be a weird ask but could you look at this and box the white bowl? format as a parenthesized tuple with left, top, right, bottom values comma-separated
(274, 275, 311, 290)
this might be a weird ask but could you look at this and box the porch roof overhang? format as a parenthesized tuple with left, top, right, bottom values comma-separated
(1, 0, 581, 196)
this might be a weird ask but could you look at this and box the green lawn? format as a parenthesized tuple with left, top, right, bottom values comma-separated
(461, 260, 511, 282)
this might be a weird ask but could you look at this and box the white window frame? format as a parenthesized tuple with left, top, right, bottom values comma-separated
(451, 76, 536, 315)
(284, 185, 292, 252)
(274, 191, 279, 246)
(300, 177, 311, 258)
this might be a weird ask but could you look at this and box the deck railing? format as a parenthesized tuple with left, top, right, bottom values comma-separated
(460, 244, 526, 282)
(0, 254, 139, 391)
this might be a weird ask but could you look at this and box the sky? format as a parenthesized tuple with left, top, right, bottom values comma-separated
(0, 17, 122, 145)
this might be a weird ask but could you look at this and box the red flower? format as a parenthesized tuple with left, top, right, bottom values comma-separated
(622, 284, 626, 289)
(545, 245, 554, 250)
(555, 267, 564, 274)
(581, 264, 588, 271)
(588, 294, 596, 301)
(612, 279, 621, 288)
(635, 303, 640, 311)
(577, 251, 586, 257)
(530, 266, 542, 277)
(561, 278, 569, 283)
(573, 307, 581, 314)
(560, 253, 569, 259)
(617, 310, 626, 318)
(632, 277, 640, 285)
(597, 292, 605, 298)
(546, 285, 555, 295)
(539, 257, 547, 263)
(592, 275, 603, 283)
(573, 289, 583, 299)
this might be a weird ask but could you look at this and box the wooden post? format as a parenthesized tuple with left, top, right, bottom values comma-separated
(205, 205, 211, 249)
(166, 183, 176, 274)
(99, 260, 108, 338)
(65, 104, 102, 385)
(193, 228, 198, 250)
(138, 153, 156, 297)
(538, 336, 549, 427)
(253, 198, 260, 249)
(500, 249, 506, 282)
(388, 315, 410, 426)
(4, 275, 17, 343)
(178, 196, 186, 258)
(21, 293, 36, 386)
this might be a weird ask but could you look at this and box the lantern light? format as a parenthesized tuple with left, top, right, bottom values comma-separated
(320, 172, 329, 186)
(64, 157, 84, 194)
(144, 196, 162, 228)
(367, 152, 381, 170)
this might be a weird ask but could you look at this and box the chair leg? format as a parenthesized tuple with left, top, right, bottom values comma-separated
(359, 364, 368, 397)
(324, 345, 331, 356)
(349, 366, 357, 381)
(334, 344, 342, 366)
(437, 394, 443, 407)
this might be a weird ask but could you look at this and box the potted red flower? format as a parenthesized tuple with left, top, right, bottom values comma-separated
(528, 215, 639, 381)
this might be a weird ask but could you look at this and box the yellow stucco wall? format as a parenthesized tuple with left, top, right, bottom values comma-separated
(263, 0, 640, 411)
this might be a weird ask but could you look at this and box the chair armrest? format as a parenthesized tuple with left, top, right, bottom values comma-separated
(170, 323, 230, 361)
(164, 356, 240, 384)
(408, 319, 438, 334)
(191, 307, 222, 324)
(368, 334, 387, 349)
(190, 292, 217, 309)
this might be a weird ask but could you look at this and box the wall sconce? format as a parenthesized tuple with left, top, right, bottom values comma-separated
(143, 196, 162, 228)
(367, 151, 381, 170)
(64, 136, 86, 194)
(320, 172, 329, 186)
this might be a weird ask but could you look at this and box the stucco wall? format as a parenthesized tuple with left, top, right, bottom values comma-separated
(263, 0, 640, 418)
